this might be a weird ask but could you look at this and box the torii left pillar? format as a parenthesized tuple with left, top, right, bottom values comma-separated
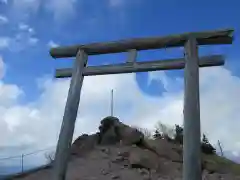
(52, 49, 87, 180)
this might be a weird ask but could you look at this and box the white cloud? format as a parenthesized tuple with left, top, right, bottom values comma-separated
(0, 15, 8, 24)
(10, 0, 77, 21)
(0, 0, 8, 4)
(0, 37, 10, 49)
(0, 24, 38, 52)
(108, 0, 140, 8)
(45, 0, 77, 21)
(108, 0, 125, 7)
(148, 71, 183, 92)
(7, 35, 39, 52)
(0, 56, 5, 79)
(0, 60, 240, 165)
(13, 0, 40, 14)
(28, 37, 39, 45)
(18, 23, 34, 34)
(47, 40, 59, 48)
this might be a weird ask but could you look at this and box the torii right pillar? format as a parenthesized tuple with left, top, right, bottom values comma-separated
(183, 37, 202, 180)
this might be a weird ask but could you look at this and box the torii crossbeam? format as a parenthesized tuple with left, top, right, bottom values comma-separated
(49, 28, 234, 180)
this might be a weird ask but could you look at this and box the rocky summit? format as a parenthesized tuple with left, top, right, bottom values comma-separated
(9, 116, 240, 180)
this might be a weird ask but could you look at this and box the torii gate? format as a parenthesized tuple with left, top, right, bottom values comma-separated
(49, 29, 234, 180)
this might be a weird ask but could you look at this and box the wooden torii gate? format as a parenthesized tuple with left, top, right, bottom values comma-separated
(49, 29, 234, 180)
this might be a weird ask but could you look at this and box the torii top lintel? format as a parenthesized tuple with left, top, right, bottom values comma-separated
(50, 28, 234, 58)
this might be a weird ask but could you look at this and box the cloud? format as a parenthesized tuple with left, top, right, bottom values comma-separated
(45, 0, 77, 21)
(11, 0, 41, 20)
(10, 0, 77, 21)
(0, 58, 240, 166)
(28, 37, 38, 45)
(108, 0, 125, 7)
(148, 71, 183, 92)
(0, 23, 38, 52)
(108, 0, 141, 8)
(8, 35, 39, 52)
(0, 0, 8, 4)
(13, 0, 40, 13)
(0, 15, 8, 24)
(47, 40, 59, 48)
(0, 56, 5, 79)
(0, 37, 10, 50)
(18, 23, 34, 33)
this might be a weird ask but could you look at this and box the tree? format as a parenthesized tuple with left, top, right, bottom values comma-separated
(153, 130, 162, 139)
(201, 134, 216, 155)
(174, 124, 183, 144)
(202, 134, 209, 144)
(45, 151, 55, 164)
(134, 126, 152, 139)
(155, 121, 175, 141)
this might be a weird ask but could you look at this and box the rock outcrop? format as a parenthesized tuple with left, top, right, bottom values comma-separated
(11, 116, 240, 180)
(69, 116, 240, 180)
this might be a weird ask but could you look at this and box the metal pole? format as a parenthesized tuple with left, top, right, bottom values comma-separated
(111, 89, 113, 116)
(21, 154, 24, 173)
(183, 37, 201, 180)
(218, 140, 224, 157)
(53, 49, 88, 180)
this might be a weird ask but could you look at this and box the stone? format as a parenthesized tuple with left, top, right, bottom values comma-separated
(129, 147, 160, 171)
(141, 138, 182, 162)
(115, 122, 144, 145)
(71, 134, 99, 156)
(111, 174, 120, 179)
(98, 116, 144, 146)
(100, 126, 119, 145)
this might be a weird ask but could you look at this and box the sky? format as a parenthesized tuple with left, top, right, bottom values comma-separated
(0, 0, 240, 170)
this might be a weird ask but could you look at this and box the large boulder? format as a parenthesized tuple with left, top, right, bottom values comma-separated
(99, 116, 120, 134)
(71, 116, 145, 155)
(115, 122, 144, 145)
(98, 116, 121, 145)
(99, 125, 120, 145)
(98, 116, 144, 146)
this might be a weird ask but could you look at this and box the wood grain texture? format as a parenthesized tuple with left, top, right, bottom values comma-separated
(53, 49, 88, 180)
(55, 55, 224, 78)
(50, 28, 233, 58)
(127, 49, 137, 63)
(183, 38, 201, 180)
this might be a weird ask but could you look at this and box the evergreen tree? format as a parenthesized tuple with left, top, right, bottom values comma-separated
(174, 124, 183, 144)
(201, 134, 216, 155)
(153, 130, 162, 139)
(202, 134, 209, 144)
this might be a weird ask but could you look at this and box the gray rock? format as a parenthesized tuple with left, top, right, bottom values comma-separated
(141, 139, 182, 162)
(129, 147, 160, 171)
(71, 134, 99, 156)
(100, 126, 119, 145)
(98, 116, 144, 146)
(111, 174, 120, 179)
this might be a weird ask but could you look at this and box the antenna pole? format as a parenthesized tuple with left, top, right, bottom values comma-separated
(218, 140, 224, 157)
(111, 89, 114, 116)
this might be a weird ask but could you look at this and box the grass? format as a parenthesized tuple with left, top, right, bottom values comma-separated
(135, 123, 240, 175)
(203, 154, 240, 175)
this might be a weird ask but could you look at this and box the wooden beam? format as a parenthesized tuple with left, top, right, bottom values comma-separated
(127, 49, 137, 63)
(183, 38, 201, 180)
(55, 55, 224, 78)
(53, 49, 88, 180)
(50, 28, 233, 58)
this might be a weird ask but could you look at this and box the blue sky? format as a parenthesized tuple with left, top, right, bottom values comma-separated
(1, 0, 239, 100)
(1, 0, 240, 172)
